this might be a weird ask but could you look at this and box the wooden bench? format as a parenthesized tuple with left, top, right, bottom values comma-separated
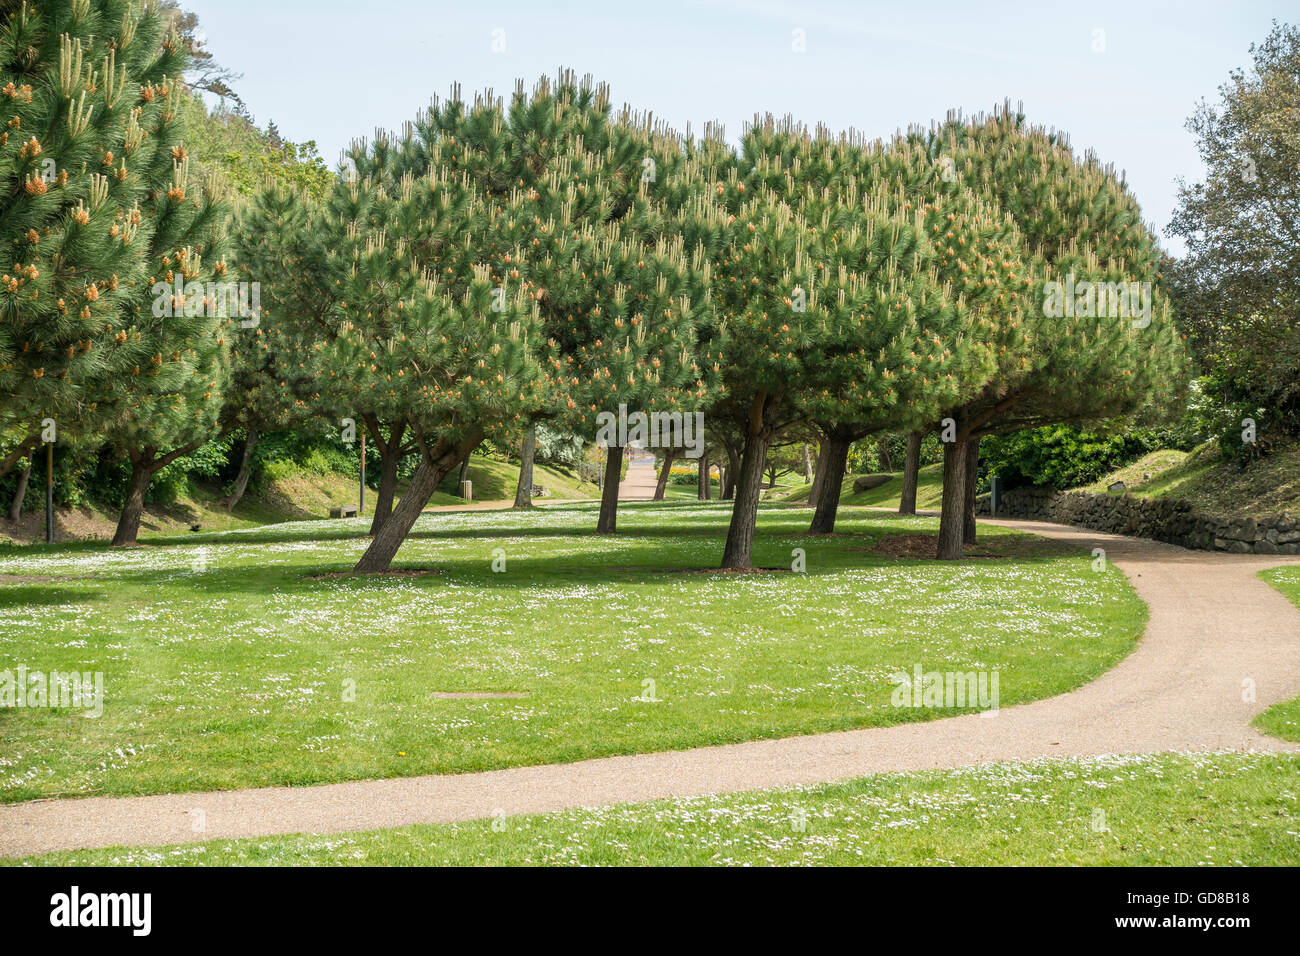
(329, 505, 358, 519)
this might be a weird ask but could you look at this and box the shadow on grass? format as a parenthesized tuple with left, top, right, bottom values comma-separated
(0, 505, 1110, 594)
(0, 585, 105, 609)
(101, 524, 1090, 599)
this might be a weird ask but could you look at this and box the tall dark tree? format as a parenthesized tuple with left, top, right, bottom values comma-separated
(1169, 21, 1300, 436)
(223, 182, 329, 511)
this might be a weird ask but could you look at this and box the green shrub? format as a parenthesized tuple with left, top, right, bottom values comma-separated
(261, 458, 302, 484)
(980, 426, 1165, 490)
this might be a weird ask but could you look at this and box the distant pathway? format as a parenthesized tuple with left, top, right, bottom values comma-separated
(2, 519, 1298, 856)
(618, 450, 658, 501)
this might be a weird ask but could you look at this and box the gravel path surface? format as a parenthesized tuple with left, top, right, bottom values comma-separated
(618, 452, 659, 500)
(2, 518, 1297, 857)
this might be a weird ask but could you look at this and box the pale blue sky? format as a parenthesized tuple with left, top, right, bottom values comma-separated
(186, 0, 1293, 252)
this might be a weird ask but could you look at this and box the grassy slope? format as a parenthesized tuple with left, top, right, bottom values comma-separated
(1255, 567, 1300, 742)
(768, 463, 946, 512)
(769, 438, 1300, 520)
(11, 751, 1297, 866)
(0, 454, 597, 545)
(0, 504, 1144, 802)
(425, 455, 595, 506)
(1081, 440, 1300, 517)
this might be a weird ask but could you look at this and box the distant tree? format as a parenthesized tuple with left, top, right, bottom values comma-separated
(223, 183, 329, 511)
(186, 92, 335, 512)
(180, 94, 331, 200)
(159, 1, 242, 102)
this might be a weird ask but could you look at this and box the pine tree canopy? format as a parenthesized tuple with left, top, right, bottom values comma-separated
(1, 0, 192, 441)
(917, 104, 1188, 438)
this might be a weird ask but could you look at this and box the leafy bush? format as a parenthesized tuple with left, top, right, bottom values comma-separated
(978, 385, 1224, 491)
(980, 426, 1167, 490)
(666, 461, 719, 486)
(261, 458, 302, 485)
(845, 432, 944, 475)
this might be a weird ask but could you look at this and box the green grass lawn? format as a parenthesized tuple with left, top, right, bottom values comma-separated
(1255, 566, 1300, 742)
(663, 480, 720, 500)
(11, 751, 1295, 866)
(0, 502, 1145, 803)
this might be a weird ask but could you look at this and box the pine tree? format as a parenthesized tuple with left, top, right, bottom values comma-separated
(324, 73, 721, 571)
(789, 131, 1034, 535)
(222, 181, 328, 511)
(699, 118, 1022, 567)
(315, 127, 546, 572)
(918, 105, 1188, 559)
(100, 142, 234, 545)
(404, 73, 719, 532)
(550, 187, 718, 533)
(1, 0, 187, 475)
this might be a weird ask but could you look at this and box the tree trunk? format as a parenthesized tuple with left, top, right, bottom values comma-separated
(936, 433, 970, 560)
(723, 443, 740, 500)
(369, 448, 402, 535)
(458, 454, 470, 489)
(596, 445, 623, 533)
(801, 443, 814, 483)
(8, 460, 31, 522)
(807, 438, 828, 508)
(653, 448, 675, 501)
(363, 419, 407, 536)
(353, 429, 484, 573)
(698, 452, 711, 500)
(899, 431, 922, 515)
(513, 424, 536, 509)
(223, 430, 259, 512)
(720, 428, 771, 569)
(878, 438, 893, 472)
(808, 434, 851, 534)
(111, 440, 205, 547)
(964, 437, 980, 544)
(112, 454, 157, 547)
(0, 434, 38, 480)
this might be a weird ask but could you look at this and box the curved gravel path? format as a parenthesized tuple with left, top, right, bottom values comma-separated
(2, 518, 1298, 857)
